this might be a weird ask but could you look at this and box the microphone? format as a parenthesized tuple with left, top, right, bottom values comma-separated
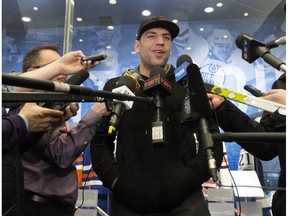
(265, 36, 286, 49)
(108, 75, 137, 136)
(143, 67, 172, 148)
(2, 73, 151, 104)
(244, 85, 265, 97)
(37, 69, 90, 110)
(174, 54, 193, 83)
(235, 33, 286, 72)
(187, 64, 217, 182)
(175, 55, 197, 123)
(178, 60, 217, 182)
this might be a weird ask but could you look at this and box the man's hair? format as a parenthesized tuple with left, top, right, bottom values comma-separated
(22, 44, 60, 72)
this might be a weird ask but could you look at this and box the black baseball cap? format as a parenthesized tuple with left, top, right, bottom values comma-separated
(136, 16, 180, 40)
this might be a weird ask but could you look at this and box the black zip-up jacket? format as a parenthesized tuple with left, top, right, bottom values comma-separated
(90, 65, 224, 213)
(215, 74, 286, 216)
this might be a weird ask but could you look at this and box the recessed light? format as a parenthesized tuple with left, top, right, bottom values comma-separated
(22, 17, 31, 22)
(142, 10, 151, 16)
(109, 0, 117, 5)
(79, 39, 83, 42)
(172, 19, 178, 23)
(244, 12, 249, 16)
(107, 25, 114, 30)
(33, 7, 38, 11)
(76, 17, 83, 22)
(200, 28, 204, 31)
(216, 3, 223, 7)
(204, 7, 214, 13)
(186, 47, 192, 50)
(106, 45, 112, 49)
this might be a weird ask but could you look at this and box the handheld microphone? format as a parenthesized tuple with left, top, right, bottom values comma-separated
(108, 76, 137, 136)
(81, 53, 107, 63)
(244, 85, 265, 97)
(143, 67, 172, 148)
(235, 33, 286, 72)
(37, 69, 90, 110)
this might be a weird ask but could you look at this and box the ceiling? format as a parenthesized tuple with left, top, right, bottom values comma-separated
(2, 0, 286, 30)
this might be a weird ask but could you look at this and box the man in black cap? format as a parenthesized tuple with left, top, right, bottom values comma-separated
(90, 16, 223, 215)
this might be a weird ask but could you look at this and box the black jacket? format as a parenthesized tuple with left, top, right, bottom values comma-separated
(90, 65, 224, 213)
(215, 74, 286, 216)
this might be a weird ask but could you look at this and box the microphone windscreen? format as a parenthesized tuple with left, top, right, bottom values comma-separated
(116, 76, 136, 91)
(176, 54, 193, 67)
(235, 33, 246, 49)
(150, 67, 166, 77)
(65, 69, 89, 85)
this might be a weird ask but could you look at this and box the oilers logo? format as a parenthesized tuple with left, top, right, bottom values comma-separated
(200, 63, 226, 86)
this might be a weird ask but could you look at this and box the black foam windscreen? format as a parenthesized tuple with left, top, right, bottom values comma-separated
(176, 54, 193, 67)
(116, 75, 136, 92)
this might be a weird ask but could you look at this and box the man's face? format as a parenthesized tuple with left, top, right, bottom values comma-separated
(29, 49, 66, 82)
(211, 43, 232, 61)
(134, 27, 172, 71)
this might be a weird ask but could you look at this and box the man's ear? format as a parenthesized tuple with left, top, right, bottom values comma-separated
(134, 40, 140, 53)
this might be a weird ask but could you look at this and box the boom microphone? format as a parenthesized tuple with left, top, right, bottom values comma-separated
(184, 63, 217, 182)
(2, 73, 150, 104)
(108, 75, 137, 136)
(143, 67, 172, 148)
(265, 36, 286, 49)
(235, 33, 286, 72)
(37, 69, 90, 110)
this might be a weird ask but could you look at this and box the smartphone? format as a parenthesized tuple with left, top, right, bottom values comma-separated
(82, 53, 107, 63)
(244, 85, 265, 97)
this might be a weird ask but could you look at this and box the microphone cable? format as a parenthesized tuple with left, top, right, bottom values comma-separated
(209, 100, 242, 216)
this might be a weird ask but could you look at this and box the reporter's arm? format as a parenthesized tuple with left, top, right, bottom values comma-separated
(16, 50, 100, 92)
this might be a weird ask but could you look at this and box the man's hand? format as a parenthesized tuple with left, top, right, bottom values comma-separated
(63, 102, 79, 121)
(261, 89, 286, 105)
(90, 102, 110, 117)
(58, 50, 100, 74)
(19, 103, 64, 132)
(207, 93, 225, 109)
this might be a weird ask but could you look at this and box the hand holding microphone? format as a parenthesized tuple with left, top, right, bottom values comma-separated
(37, 69, 90, 111)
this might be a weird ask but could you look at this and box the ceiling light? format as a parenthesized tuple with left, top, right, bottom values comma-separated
(109, 0, 117, 5)
(186, 47, 192, 50)
(79, 39, 83, 42)
(142, 10, 151, 16)
(244, 12, 249, 16)
(107, 25, 114, 30)
(216, 3, 223, 7)
(33, 7, 38, 11)
(204, 7, 214, 13)
(76, 17, 83, 22)
(172, 19, 178, 23)
(22, 17, 31, 22)
(106, 45, 112, 49)
(200, 28, 204, 31)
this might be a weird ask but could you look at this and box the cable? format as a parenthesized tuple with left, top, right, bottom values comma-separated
(73, 149, 93, 215)
(210, 101, 242, 216)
